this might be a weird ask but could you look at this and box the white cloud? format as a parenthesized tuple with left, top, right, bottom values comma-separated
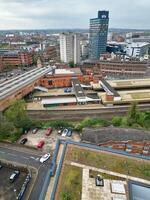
(0, 0, 149, 29)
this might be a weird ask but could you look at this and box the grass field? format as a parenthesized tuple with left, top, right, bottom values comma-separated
(56, 164, 82, 200)
(66, 146, 150, 181)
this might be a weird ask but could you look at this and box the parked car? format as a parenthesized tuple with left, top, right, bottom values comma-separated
(64, 88, 72, 93)
(58, 127, 63, 135)
(32, 128, 38, 134)
(46, 127, 53, 136)
(40, 153, 51, 163)
(20, 138, 28, 145)
(37, 140, 45, 148)
(9, 170, 20, 183)
(62, 128, 68, 137)
(23, 128, 30, 134)
(67, 128, 73, 137)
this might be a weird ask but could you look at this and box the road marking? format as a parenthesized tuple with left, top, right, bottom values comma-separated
(0, 151, 5, 154)
(7, 153, 17, 157)
(30, 156, 39, 161)
(22, 156, 29, 160)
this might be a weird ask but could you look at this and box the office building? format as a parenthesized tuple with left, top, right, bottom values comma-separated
(125, 42, 149, 59)
(59, 33, 81, 64)
(89, 10, 109, 60)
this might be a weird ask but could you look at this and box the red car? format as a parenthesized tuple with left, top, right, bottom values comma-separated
(37, 140, 45, 148)
(46, 127, 53, 136)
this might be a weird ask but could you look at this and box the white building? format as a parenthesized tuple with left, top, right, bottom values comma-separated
(125, 42, 149, 59)
(59, 33, 81, 64)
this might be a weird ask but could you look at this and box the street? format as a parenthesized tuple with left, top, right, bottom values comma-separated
(0, 143, 52, 200)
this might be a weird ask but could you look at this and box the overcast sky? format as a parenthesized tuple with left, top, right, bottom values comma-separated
(0, 0, 150, 30)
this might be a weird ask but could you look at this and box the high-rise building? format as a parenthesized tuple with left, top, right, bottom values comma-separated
(89, 10, 109, 60)
(59, 33, 81, 64)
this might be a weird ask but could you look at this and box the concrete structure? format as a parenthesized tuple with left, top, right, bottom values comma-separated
(89, 11, 109, 60)
(125, 42, 149, 59)
(59, 33, 81, 64)
(0, 66, 53, 111)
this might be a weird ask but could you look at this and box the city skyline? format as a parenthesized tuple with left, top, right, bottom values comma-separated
(0, 0, 150, 30)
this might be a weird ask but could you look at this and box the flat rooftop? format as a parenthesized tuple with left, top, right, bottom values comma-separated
(47, 68, 82, 76)
(99, 89, 150, 104)
(92, 78, 150, 90)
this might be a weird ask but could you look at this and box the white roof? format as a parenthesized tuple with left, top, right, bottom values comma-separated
(127, 42, 149, 48)
(55, 69, 74, 75)
(111, 182, 126, 194)
(41, 97, 77, 104)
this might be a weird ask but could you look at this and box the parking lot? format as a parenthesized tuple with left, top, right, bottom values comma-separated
(19, 128, 81, 152)
(0, 164, 28, 200)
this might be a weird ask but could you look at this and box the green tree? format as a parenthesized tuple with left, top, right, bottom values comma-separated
(127, 102, 139, 126)
(0, 112, 16, 140)
(112, 116, 122, 126)
(4, 100, 32, 129)
(69, 61, 74, 68)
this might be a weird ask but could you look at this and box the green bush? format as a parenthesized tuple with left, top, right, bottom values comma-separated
(41, 120, 74, 129)
(75, 118, 110, 131)
(112, 116, 122, 126)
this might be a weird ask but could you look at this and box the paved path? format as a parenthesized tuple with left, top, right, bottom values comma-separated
(70, 161, 150, 185)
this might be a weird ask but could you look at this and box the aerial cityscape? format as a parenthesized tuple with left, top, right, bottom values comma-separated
(0, 1, 150, 200)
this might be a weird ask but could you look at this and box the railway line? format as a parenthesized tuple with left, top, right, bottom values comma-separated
(27, 103, 150, 121)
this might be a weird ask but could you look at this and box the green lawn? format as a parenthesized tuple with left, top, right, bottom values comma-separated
(57, 164, 82, 200)
(66, 146, 150, 181)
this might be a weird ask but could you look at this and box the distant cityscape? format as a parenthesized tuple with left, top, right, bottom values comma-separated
(0, 8, 150, 200)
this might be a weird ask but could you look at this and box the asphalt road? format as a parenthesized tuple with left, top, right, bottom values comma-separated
(0, 145, 52, 200)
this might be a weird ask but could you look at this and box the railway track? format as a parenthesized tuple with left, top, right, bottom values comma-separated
(27, 104, 150, 121)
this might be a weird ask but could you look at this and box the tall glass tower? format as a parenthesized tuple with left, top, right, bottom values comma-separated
(89, 11, 109, 60)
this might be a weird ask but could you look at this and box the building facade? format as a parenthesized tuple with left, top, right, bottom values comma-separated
(89, 10, 109, 60)
(82, 60, 148, 78)
(59, 33, 81, 64)
(125, 42, 149, 59)
(0, 49, 33, 71)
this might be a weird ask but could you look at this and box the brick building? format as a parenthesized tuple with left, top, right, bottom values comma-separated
(99, 140, 150, 156)
(0, 49, 33, 71)
(40, 68, 93, 88)
(82, 60, 148, 78)
(43, 45, 58, 62)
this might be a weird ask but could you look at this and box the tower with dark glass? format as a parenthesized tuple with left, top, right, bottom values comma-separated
(89, 11, 109, 60)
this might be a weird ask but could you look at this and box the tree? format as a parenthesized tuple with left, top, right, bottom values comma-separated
(0, 112, 16, 140)
(4, 100, 32, 129)
(69, 61, 74, 68)
(127, 102, 139, 126)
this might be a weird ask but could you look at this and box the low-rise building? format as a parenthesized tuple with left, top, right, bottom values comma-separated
(82, 60, 148, 78)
